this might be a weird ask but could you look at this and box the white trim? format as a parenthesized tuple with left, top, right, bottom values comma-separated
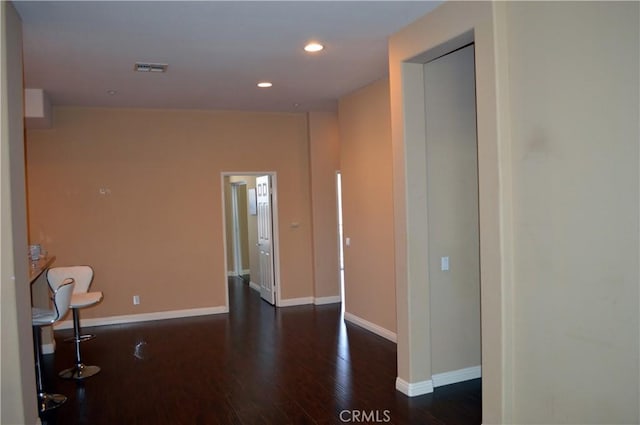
(41, 340, 56, 355)
(314, 295, 341, 305)
(432, 365, 482, 388)
(278, 297, 313, 307)
(53, 306, 228, 330)
(249, 281, 260, 292)
(241, 269, 250, 275)
(343, 312, 397, 343)
(395, 377, 434, 396)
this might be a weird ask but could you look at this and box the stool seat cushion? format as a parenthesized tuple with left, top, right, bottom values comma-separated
(70, 291, 103, 309)
(32, 307, 57, 326)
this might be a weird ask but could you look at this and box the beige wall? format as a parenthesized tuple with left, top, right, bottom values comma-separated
(308, 111, 341, 299)
(338, 79, 396, 333)
(390, 1, 639, 423)
(505, 2, 639, 423)
(425, 44, 481, 375)
(0, 2, 39, 423)
(25, 107, 315, 318)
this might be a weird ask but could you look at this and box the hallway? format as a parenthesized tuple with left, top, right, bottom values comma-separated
(41, 277, 481, 424)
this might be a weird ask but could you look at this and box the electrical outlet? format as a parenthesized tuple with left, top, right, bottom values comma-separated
(133, 295, 140, 305)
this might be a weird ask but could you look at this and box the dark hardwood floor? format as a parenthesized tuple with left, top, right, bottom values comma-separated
(40, 277, 481, 424)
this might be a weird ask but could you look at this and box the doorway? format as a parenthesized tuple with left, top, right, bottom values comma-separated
(336, 171, 345, 311)
(229, 182, 248, 278)
(424, 44, 482, 386)
(255, 175, 276, 305)
(222, 173, 280, 308)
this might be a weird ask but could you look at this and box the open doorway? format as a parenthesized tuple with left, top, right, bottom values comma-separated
(336, 171, 345, 312)
(424, 43, 482, 388)
(230, 181, 250, 280)
(224, 176, 253, 283)
(222, 172, 280, 308)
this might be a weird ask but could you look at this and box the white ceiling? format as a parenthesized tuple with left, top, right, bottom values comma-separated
(14, 1, 441, 113)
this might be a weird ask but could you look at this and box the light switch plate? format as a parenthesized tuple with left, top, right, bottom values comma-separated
(440, 256, 449, 271)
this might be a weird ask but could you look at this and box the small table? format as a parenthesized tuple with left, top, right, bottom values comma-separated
(29, 256, 56, 284)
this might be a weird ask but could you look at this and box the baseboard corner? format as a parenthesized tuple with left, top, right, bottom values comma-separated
(395, 377, 434, 397)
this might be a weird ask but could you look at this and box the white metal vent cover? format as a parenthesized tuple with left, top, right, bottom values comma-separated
(134, 62, 168, 73)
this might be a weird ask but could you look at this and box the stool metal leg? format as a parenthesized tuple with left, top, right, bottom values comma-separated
(33, 326, 67, 413)
(58, 308, 100, 380)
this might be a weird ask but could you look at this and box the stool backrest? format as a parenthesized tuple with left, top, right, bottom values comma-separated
(51, 278, 75, 321)
(47, 266, 94, 294)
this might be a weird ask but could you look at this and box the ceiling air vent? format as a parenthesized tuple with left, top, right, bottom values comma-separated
(134, 62, 168, 73)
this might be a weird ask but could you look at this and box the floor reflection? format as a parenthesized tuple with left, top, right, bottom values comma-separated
(334, 315, 353, 406)
(40, 277, 481, 425)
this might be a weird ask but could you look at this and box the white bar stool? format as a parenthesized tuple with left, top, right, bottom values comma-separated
(47, 266, 103, 380)
(32, 277, 75, 413)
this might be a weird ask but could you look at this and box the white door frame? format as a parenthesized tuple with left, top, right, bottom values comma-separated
(221, 172, 281, 310)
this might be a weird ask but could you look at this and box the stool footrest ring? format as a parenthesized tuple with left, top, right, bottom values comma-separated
(64, 334, 95, 343)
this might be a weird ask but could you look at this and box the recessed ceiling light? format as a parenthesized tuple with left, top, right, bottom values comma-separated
(257, 82, 273, 88)
(304, 42, 324, 53)
(106, 89, 117, 96)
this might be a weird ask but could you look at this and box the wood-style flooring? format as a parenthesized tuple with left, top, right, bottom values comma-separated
(40, 277, 481, 424)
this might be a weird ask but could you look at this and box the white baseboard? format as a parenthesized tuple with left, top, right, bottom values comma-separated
(314, 295, 341, 305)
(249, 281, 260, 292)
(271, 295, 341, 306)
(395, 366, 481, 398)
(53, 306, 228, 330)
(432, 365, 482, 387)
(227, 270, 250, 277)
(395, 377, 434, 396)
(278, 297, 313, 307)
(343, 312, 397, 343)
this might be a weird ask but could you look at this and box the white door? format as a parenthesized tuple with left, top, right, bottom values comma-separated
(256, 175, 276, 304)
